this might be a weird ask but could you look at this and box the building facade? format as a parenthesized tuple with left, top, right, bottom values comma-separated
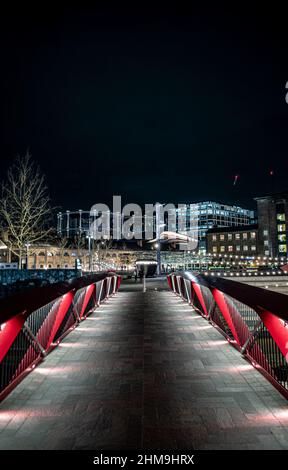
(206, 224, 258, 256)
(255, 192, 288, 257)
(58, 202, 255, 254)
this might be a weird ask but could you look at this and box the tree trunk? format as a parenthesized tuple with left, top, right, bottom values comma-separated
(18, 251, 22, 269)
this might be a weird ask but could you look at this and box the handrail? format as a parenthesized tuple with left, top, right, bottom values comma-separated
(0, 272, 121, 401)
(0, 272, 116, 325)
(178, 271, 288, 322)
(167, 271, 288, 399)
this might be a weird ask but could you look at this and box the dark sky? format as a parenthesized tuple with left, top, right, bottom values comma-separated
(0, 5, 288, 212)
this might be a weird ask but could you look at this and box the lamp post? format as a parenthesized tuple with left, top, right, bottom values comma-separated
(155, 202, 166, 276)
(86, 235, 92, 272)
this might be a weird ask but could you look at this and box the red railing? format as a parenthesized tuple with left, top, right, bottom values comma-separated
(167, 271, 288, 398)
(0, 272, 121, 402)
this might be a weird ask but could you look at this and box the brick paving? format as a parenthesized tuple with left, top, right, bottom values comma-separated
(0, 278, 288, 450)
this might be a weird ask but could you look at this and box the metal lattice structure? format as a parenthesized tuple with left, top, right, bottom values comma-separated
(0, 273, 121, 401)
(167, 271, 288, 398)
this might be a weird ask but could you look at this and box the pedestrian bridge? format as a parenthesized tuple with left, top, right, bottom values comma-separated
(0, 274, 288, 450)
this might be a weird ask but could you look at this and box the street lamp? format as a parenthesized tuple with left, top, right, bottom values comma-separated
(86, 235, 92, 272)
(155, 202, 166, 276)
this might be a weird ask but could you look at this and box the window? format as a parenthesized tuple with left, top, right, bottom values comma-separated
(212, 246, 217, 253)
(278, 234, 286, 242)
(279, 245, 287, 253)
(265, 250, 270, 255)
(228, 246, 233, 252)
(277, 213, 285, 221)
(264, 240, 269, 246)
(250, 232, 256, 239)
(236, 245, 241, 251)
(212, 235, 217, 241)
(243, 245, 248, 251)
(228, 233, 232, 240)
(251, 245, 256, 251)
(278, 224, 286, 233)
(220, 245, 225, 252)
(235, 233, 240, 239)
(220, 234, 225, 241)
(242, 233, 248, 239)
(263, 230, 268, 237)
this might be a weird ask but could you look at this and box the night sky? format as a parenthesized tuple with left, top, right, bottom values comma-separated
(0, 5, 287, 212)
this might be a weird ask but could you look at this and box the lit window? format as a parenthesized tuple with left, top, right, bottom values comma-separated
(251, 245, 256, 251)
(220, 234, 225, 241)
(263, 230, 268, 236)
(279, 245, 287, 253)
(278, 234, 286, 242)
(277, 213, 285, 221)
(243, 245, 248, 251)
(242, 233, 248, 239)
(250, 232, 256, 239)
(220, 246, 225, 252)
(228, 233, 232, 240)
(212, 235, 217, 241)
(228, 246, 233, 252)
(264, 240, 269, 246)
(264, 250, 269, 255)
(212, 246, 217, 253)
(235, 233, 240, 239)
(236, 245, 241, 251)
(278, 224, 286, 233)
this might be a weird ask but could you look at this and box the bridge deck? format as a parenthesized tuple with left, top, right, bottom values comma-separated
(0, 278, 288, 450)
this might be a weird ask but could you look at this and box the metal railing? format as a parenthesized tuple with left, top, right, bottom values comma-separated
(0, 272, 121, 402)
(167, 271, 288, 399)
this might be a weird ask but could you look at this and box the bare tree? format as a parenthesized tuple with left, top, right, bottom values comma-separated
(0, 152, 52, 268)
(55, 236, 70, 269)
(92, 238, 113, 270)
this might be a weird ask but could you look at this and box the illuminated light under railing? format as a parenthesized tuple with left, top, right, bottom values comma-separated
(74, 327, 99, 332)
(34, 365, 81, 375)
(0, 323, 6, 332)
(271, 409, 288, 421)
(58, 342, 86, 348)
(192, 325, 213, 331)
(0, 410, 30, 422)
(235, 363, 255, 371)
(204, 340, 228, 347)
